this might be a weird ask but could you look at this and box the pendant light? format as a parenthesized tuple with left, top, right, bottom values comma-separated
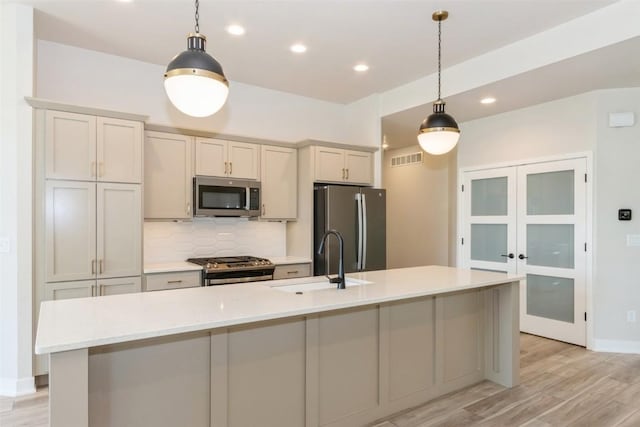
(418, 10, 460, 155)
(164, 0, 229, 117)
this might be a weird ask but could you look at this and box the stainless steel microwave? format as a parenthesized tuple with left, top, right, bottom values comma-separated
(193, 176, 261, 217)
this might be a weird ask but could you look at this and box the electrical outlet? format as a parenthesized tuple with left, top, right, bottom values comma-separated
(627, 310, 637, 323)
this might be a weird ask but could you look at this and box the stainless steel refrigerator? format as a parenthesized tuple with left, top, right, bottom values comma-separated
(314, 185, 386, 275)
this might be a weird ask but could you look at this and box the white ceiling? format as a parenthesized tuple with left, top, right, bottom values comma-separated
(20, 0, 639, 150)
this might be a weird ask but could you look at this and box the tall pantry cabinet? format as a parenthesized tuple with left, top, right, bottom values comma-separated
(31, 102, 147, 376)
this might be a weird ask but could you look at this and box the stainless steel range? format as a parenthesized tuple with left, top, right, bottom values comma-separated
(186, 256, 275, 286)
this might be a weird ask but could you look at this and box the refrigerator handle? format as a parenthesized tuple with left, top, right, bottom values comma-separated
(356, 193, 363, 270)
(362, 192, 368, 270)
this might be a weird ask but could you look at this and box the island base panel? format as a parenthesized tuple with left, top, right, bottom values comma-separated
(47, 281, 519, 427)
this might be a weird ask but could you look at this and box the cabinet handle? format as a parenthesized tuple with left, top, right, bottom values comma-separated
(229, 162, 233, 175)
(167, 280, 183, 284)
(346, 168, 349, 180)
(287, 270, 299, 275)
(342, 168, 345, 179)
(98, 284, 104, 296)
(98, 162, 104, 178)
(91, 259, 96, 274)
(99, 259, 104, 274)
(224, 162, 228, 175)
(262, 204, 266, 215)
(186, 203, 191, 215)
(91, 162, 96, 177)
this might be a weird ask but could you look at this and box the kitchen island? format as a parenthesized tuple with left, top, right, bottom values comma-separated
(36, 266, 521, 427)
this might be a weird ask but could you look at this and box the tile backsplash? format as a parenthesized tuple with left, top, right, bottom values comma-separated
(144, 218, 286, 263)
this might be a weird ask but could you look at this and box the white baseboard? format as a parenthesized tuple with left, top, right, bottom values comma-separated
(592, 339, 640, 354)
(0, 376, 36, 397)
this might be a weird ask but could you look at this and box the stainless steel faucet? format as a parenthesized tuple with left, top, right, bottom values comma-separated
(317, 229, 345, 289)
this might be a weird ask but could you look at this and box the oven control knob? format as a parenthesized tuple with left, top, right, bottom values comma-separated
(213, 263, 219, 268)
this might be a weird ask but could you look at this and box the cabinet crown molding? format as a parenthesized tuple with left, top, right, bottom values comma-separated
(296, 139, 379, 153)
(25, 97, 148, 122)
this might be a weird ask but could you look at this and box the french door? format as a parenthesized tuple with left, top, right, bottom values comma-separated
(462, 158, 587, 346)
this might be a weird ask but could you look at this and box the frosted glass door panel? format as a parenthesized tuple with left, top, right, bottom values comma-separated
(527, 170, 574, 215)
(526, 274, 574, 323)
(526, 224, 574, 268)
(471, 224, 508, 263)
(471, 177, 508, 216)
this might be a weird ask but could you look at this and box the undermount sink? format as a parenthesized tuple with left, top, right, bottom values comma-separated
(272, 278, 372, 293)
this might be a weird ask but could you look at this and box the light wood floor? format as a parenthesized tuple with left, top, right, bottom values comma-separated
(2, 334, 639, 427)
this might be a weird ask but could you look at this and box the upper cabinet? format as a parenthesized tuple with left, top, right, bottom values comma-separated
(144, 131, 193, 219)
(261, 145, 297, 220)
(314, 146, 373, 185)
(45, 111, 142, 183)
(195, 137, 259, 180)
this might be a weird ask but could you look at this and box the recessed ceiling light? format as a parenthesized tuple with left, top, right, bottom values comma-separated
(480, 97, 496, 104)
(353, 64, 369, 72)
(226, 25, 246, 36)
(290, 44, 307, 54)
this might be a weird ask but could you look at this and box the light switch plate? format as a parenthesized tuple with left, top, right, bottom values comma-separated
(627, 234, 640, 247)
(0, 237, 9, 253)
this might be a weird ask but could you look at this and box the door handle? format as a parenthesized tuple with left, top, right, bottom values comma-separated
(519, 254, 528, 260)
(500, 253, 515, 259)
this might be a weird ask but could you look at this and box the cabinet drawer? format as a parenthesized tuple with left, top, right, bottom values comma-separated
(273, 263, 311, 280)
(145, 271, 201, 291)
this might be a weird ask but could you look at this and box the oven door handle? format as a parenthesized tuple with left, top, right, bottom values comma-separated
(204, 274, 273, 286)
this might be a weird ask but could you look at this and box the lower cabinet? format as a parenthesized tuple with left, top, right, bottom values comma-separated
(36, 277, 141, 376)
(273, 263, 311, 280)
(44, 277, 141, 300)
(144, 271, 201, 291)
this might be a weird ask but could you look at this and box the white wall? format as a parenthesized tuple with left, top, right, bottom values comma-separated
(144, 219, 286, 264)
(458, 92, 597, 169)
(383, 146, 450, 268)
(0, 3, 36, 397)
(593, 88, 640, 349)
(36, 40, 375, 146)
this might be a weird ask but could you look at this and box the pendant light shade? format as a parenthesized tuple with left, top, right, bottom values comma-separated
(417, 11, 460, 155)
(164, 1, 229, 117)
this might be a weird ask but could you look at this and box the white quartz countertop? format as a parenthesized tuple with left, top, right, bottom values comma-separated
(143, 262, 203, 274)
(36, 266, 522, 355)
(269, 256, 312, 265)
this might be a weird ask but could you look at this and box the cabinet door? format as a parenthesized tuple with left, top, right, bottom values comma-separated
(44, 280, 95, 300)
(97, 183, 142, 278)
(97, 117, 143, 183)
(345, 150, 373, 185)
(45, 111, 96, 180)
(260, 145, 297, 219)
(45, 181, 96, 282)
(97, 276, 142, 296)
(228, 141, 260, 180)
(195, 137, 227, 177)
(144, 131, 193, 219)
(314, 146, 345, 183)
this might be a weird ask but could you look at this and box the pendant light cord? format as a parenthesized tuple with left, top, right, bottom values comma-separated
(437, 18, 442, 101)
(194, 0, 200, 34)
